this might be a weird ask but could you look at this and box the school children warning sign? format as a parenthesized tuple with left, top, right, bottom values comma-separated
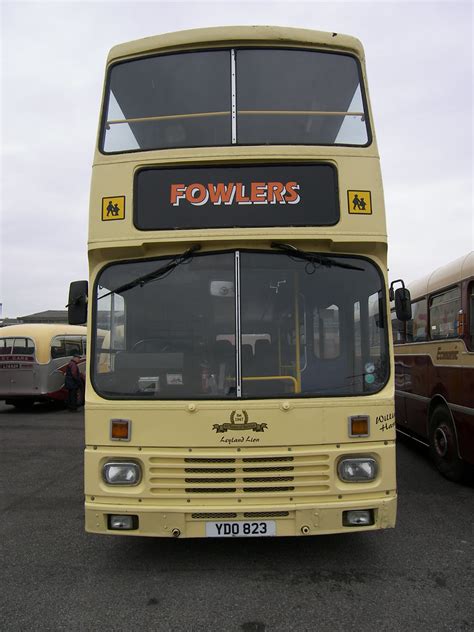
(134, 164, 339, 230)
(102, 196, 125, 221)
(347, 190, 372, 215)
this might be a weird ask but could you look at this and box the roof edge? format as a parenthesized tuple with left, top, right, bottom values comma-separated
(107, 26, 364, 63)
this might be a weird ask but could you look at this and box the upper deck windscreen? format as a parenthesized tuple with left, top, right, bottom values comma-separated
(101, 48, 370, 153)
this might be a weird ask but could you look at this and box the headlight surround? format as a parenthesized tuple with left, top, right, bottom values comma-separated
(103, 461, 141, 486)
(338, 457, 378, 482)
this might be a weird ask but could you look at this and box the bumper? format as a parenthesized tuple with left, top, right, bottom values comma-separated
(85, 495, 397, 537)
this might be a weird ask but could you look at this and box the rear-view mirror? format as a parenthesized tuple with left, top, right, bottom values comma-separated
(395, 287, 412, 322)
(390, 279, 412, 322)
(68, 280, 88, 324)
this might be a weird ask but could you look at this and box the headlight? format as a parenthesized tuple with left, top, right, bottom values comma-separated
(103, 461, 141, 485)
(338, 457, 378, 482)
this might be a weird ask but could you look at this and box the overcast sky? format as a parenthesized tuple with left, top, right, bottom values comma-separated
(1, 0, 472, 318)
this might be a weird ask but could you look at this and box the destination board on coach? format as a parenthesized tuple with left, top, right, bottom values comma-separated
(134, 163, 339, 230)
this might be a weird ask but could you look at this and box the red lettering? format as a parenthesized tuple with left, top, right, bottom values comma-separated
(208, 183, 236, 205)
(235, 183, 250, 203)
(284, 182, 301, 204)
(250, 182, 267, 203)
(267, 182, 285, 203)
(170, 183, 186, 206)
(185, 183, 208, 205)
(170, 180, 300, 207)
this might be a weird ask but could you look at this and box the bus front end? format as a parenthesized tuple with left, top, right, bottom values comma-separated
(83, 27, 397, 538)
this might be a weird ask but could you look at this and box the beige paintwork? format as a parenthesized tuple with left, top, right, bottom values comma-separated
(107, 26, 366, 64)
(85, 27, 396, 537)
(407, 251, 474, 302)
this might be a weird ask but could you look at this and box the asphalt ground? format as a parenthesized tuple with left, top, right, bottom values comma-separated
(1, 402, 473, 632)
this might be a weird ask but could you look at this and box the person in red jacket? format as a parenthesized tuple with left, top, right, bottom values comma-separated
(65, 352, 83, 411)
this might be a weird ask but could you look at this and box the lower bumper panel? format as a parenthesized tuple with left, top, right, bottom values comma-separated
(85, 495, 397, 537)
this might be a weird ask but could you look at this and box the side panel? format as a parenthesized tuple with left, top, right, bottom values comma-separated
(395, 340, 474, 464)
(47, 358, 86, 401)
(403, 353, 430, 437)
(394, 356, 407, 425)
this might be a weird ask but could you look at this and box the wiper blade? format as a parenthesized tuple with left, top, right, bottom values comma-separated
(270, 242, 364, 271)
(100, 244, 201, 299)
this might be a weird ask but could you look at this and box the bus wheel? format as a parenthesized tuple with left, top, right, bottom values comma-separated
(429, 407, 464, 482)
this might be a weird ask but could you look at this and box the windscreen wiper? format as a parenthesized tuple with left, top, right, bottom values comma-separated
(99, 244, 201, 299)
(270, 242, 364, 272)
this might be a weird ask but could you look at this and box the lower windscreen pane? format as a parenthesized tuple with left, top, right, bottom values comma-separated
(239, 253, 388, 398)
(93, 253, 236, 398)
(92, 251, 388, 399)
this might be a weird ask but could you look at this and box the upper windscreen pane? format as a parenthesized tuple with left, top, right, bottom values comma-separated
(236, 49, 369, 146)
(102, 51, 231, 152)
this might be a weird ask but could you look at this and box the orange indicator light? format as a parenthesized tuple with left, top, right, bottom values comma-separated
(111, 419, 130, 441)
(349, 416, 369, 437)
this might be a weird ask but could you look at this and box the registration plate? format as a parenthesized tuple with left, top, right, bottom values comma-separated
(206, 520, 276, 537)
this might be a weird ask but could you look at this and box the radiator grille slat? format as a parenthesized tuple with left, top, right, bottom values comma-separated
(190, 511, 291, 520)
(244, 511, 290, 518)
(184, 458, 236, 463)
(191, 513, 238, 519)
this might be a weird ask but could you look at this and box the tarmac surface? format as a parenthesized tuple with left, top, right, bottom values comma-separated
(1, 401, 473, 632)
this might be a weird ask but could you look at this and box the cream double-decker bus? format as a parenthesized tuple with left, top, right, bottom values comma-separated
(69, 26, 411, 538)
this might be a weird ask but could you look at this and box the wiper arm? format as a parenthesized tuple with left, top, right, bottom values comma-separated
(99, 244, 201, 299)
(270, 242, 364, 272)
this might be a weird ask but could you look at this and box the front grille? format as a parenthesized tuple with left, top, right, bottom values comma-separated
(148, 449, 330, 504)
(190, 511, 290, 520)
(191, 513, 238, 520)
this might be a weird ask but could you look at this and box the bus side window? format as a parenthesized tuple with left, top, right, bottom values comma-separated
(406, 299, 428, 343)
(51, 336, 66, 359)
(13, 338, 35, 356)
(0, 338, 14, 355)
(391, 309, 405, 343)
(429, 287, 461, 339)
(0, 338, 13, 355)
(24, 338, 35, 355)
(64, 337, 83, 357)
(51, 336, 82, 358)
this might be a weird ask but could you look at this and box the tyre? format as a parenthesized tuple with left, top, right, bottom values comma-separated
(429, 406, 465, 482)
